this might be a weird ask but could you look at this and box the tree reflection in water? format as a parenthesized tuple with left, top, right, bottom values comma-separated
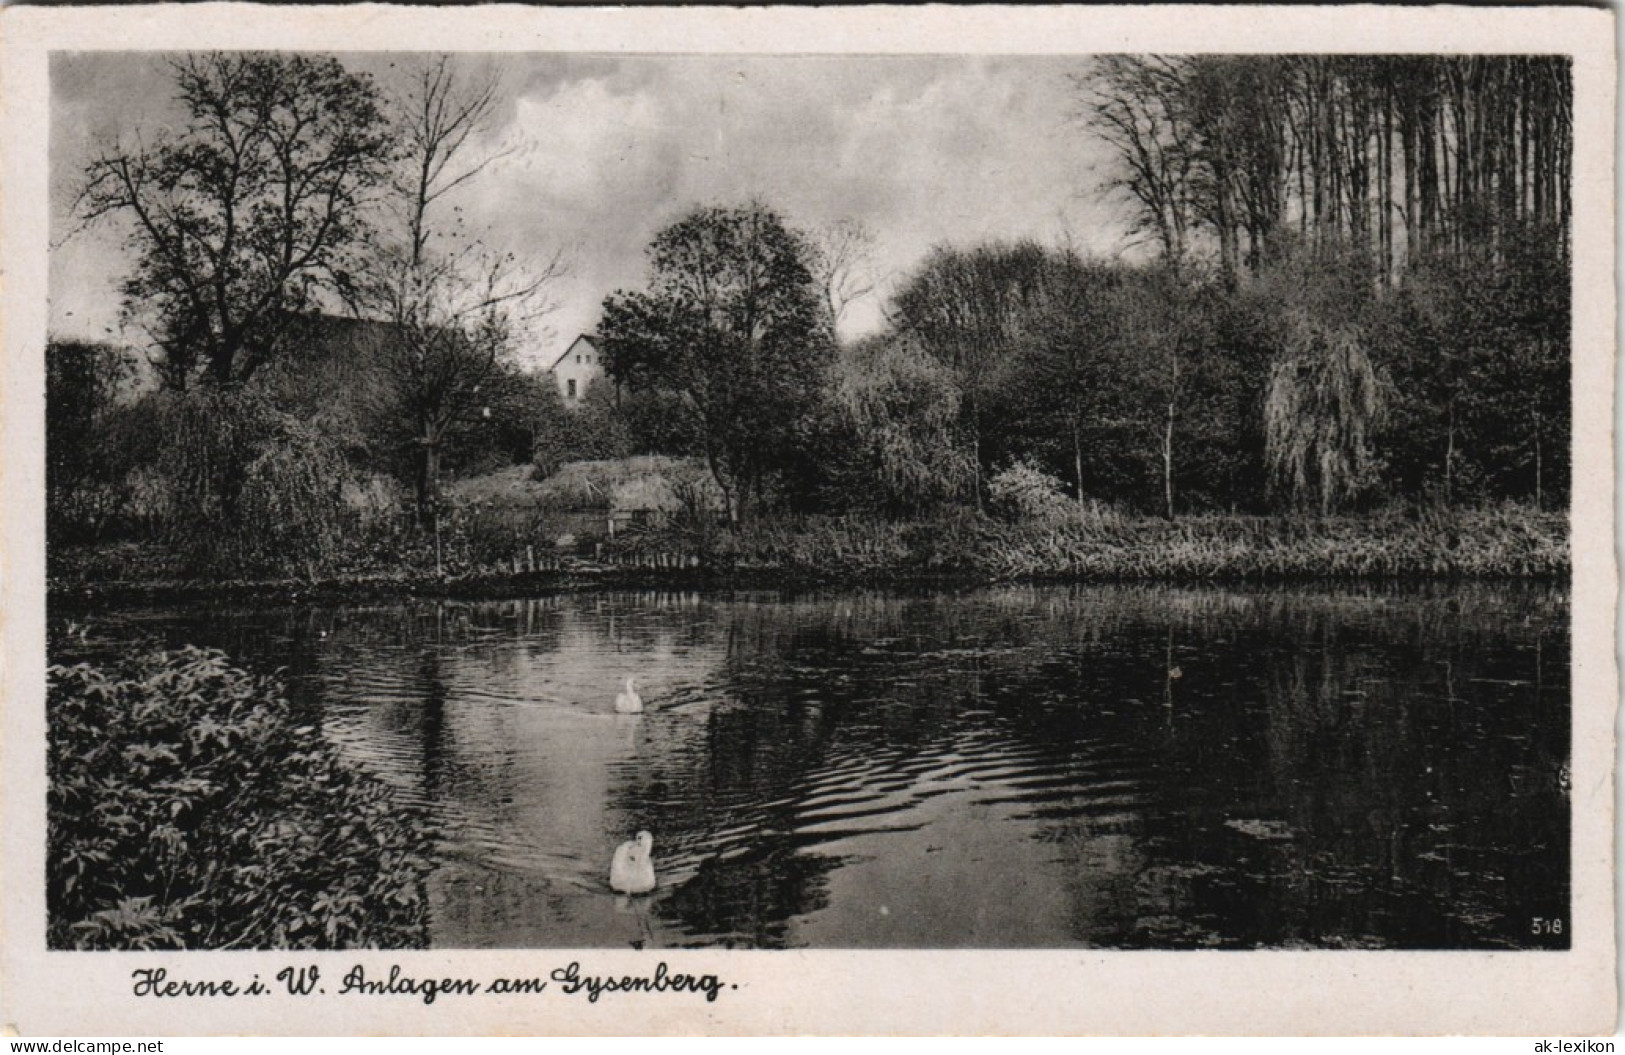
(63, 583, 1568, 949)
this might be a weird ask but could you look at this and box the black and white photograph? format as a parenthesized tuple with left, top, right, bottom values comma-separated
(0, 4, 1615, 1037)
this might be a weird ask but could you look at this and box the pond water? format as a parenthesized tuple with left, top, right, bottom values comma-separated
(60, 582, 1569, 950)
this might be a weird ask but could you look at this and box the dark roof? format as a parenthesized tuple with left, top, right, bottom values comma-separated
(546, 334, 601, 373)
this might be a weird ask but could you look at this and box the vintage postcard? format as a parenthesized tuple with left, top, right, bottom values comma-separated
(0, 4, 1615, 1037)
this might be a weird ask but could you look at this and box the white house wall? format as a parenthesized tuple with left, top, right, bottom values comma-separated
(550, 335, 604, 407)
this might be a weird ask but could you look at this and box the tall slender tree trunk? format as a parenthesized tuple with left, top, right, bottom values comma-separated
(433, 506, 444, 578)
(1163, 403, 1175, 520)
(1531, 404, 1543, 511)
(418, 433, 444, 577)
(416, 429, 443, 530)
(1215, 174, 1239, 281)
(707, 449, 738, 525)
(1163, 340, 1181, 520)
(1443, 400, 1456, 506)
(1381, 90, 1395, 283)
(970, 389, 985, 513)
(1419, 102, 1438, 250)
(1072, 416, 1086, 504)
(1293, 115, 1309, 237)
(1403, 106, 1419, 266)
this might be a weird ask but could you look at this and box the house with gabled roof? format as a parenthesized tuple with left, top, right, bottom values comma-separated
(547, 334, 604, 408)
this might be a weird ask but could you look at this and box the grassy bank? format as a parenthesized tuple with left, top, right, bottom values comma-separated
(665, 504, 1567, 580)
(980, 505, 1568, 580)
(49, 504, 1568, 608)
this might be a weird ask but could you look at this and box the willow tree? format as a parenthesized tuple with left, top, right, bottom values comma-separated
(829, 334, 974, 516)
(1264, 317, 1386, 514)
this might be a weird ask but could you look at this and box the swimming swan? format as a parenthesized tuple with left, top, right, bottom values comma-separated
(610, 831, 657, 894)
(614, 676, 643, 714)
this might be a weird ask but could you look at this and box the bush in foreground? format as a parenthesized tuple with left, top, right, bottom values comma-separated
(48, 647, 433, 949)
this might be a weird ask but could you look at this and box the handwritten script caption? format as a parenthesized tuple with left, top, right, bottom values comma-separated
(131, 961, 731, 1004)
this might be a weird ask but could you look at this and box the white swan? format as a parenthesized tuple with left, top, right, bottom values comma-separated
(614, 676, 643, 714)
(610, 831, 657, 894)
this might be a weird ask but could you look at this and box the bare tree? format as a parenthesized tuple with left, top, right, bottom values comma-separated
(393, 56, 508, 270)
(361, 57, 562, 551)
(77, 54, 393, 389)
(806, 219, 877, 327)
(1078, 56, 1199, 264)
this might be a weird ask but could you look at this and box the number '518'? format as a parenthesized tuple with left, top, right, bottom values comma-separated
(1531, 917, 1564, 935)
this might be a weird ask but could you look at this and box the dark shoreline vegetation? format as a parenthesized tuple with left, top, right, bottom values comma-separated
(49, 504, 1568, 611)
(48, 647, 433, 950)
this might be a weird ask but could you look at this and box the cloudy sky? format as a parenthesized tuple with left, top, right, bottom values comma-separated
(50, 52, 1129, 365)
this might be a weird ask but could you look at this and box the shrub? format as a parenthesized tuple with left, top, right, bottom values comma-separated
(982, 505, 1567, 580)
(531, 382, 632, 478)
(234, 418, 358, 577)
(988, 460, 1075, 523)
(533, 456, 724, 515)
(115, 389, 366, 579)
(48, 647, 433, 949)
(438, 500, 587, 571)
(617, 504, 1565, 581)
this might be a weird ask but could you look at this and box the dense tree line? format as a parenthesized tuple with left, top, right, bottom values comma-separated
(592, 226, 1562, 524)
(1085, 55, 1572, 281)
(578, 57, 1567, 523)
(1074, 54, 1571, 512)
(48, 53, 1570, 580)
